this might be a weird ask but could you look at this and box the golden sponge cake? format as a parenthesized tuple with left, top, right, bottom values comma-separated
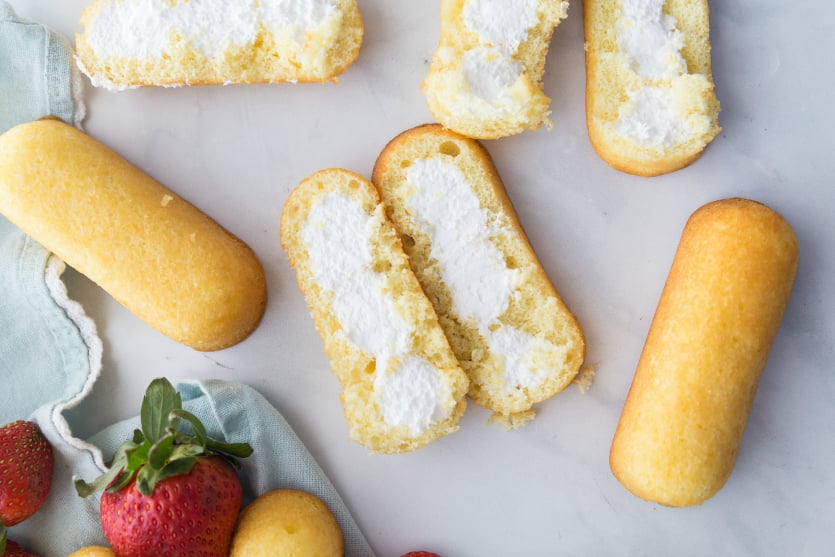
(230, 490, 343, 557)
(610, 199, 799, 506)
(0, 119, 267, 351)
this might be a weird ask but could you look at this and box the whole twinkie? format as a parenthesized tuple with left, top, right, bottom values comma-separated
(67, 547, 116, 557)
(610, 199, 798, 506)
(0, 119, 267, 351)
(229, 490, 343, 556)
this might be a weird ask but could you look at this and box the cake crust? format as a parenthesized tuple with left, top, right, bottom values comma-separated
(0, 119, 267, 351)
(610, 198, 799, 506)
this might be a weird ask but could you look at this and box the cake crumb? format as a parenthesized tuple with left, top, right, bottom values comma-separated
(488, 409, 536, 430)
(161, 194, 173, 207)
(574, 364, 596, 394)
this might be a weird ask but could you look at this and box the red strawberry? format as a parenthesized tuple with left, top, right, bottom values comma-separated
(0, 421, 54, 527)
(76, 378, 252, 557)
(100, 456, 242, 557)
(2, 539, 39, 557)
(401, 552, 442, 557)
(0, 526, 37, 557)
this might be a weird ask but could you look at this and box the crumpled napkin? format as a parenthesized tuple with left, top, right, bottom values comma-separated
(0, 3, 375, 555)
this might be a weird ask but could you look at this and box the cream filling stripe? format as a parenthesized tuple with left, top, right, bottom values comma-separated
(302, 192, 448, 434)
(405, 158, 553, 391)
(85, 0, 337, 59)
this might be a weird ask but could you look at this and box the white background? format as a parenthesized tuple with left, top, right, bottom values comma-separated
(8, 1, 835, 555)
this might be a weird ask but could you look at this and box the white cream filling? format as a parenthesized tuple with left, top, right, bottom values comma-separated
(462, 46, 524, 104)
(616, 85, 688, 149)
(406, 159, 513, 325)
(458, 0, 551, 107)
(490, 327, 565, 390)
(303, 194, 409, 363)
(614, 0, 696, 147)
(616, 0, 686, 79)
(463, 0, 540, 53)
(373, 356, 448, 434)
(405, 158, 553, 392)
(85, 0, 337, 60)
(302, 192, 447, 434)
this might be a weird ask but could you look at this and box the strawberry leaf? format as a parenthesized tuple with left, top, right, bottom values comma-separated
(136, 456, 196, 496)
(141, 378, 182, 444)
(157, 457, 198, 485)
(106, 468, 136, 493)
(75, 437, 140, 497)
(134, 462, 157, 496)
(148, 432, 175, 470)
(171, 409, 254, 459)
(169, 409, 209, 446)
(125, 441, 150, 472)
(206, 438, 254, 459)
(131, 428, 146, 445)
(169, 443, 206, 461)
(76, 377, 253, 498)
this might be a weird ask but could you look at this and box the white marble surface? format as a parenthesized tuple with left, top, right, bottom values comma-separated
(8, 0, 835, 555)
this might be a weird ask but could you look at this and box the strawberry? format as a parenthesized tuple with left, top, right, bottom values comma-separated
(2, 538, 39, 557)
(1, 526, 37, 556)
(99, 456, 241, 557)
(0, 420, 54, 527)
(76, 378, 252, 557)
(401, 552, 442, 557)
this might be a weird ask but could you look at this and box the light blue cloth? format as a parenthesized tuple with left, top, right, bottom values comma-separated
(0, 2, 87, 422)
(0, 3, 89, 426)
(0, 3, 375, 555)
(0, 1, 76, 132)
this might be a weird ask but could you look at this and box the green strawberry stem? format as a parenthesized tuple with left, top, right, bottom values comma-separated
(75, 378, 253, 498)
